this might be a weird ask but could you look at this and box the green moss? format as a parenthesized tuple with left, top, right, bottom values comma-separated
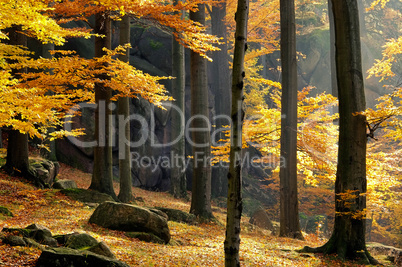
(149, 39, 163, 50)
(0, 206, 13, 217)
(298, 28, 330, 53)
(0, 157, 6, 167)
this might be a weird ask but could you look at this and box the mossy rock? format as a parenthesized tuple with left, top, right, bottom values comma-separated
(23, 237, 46, 250)
(60, 188, 114, 203)
(87, 241, 116, 259)
(125, 232, 165, 244)
(65, 233, 98, 250)
(154, 207, 196, 224)
(2, 227, 33, 237)
(36, 247, 130, 267)
(3, 235, 26, 246)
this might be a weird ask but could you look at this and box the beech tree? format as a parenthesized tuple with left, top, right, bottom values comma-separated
(224, 0, 249, 263)
(88, 12, 117, 199)
(117, 15, 134, 203)
(170, 0, 187, 199)
(209, 0, 231, 198)
(49, 0, 219, 198)
(300, 1, 377, 263)
(3, 26, 29, 178)
(279, 0, 304, 240)
(189, 3, 213, 220)
(0, 0, 91, 184)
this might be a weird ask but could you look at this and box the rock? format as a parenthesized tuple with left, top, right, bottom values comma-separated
(87, 241, 116, 259)
(249, 208, 274, 231)
(65, 233, 98, 249)
(89, 201, 170, 243)
(132, 157, 163, 189)
(0, 206, 13, 217)
(367, 242, 402, 266)
(149, 208, 169, 220)
(125, 232, 165, 244)
(26, 224, 52, 243)
(26, 223, 51, 232)
(3, 224, 57, 247)
(36, 247, 130, 267)
(3, 235, 26, 246)
(1, 227, 32, 237)
(155, 207, 196, 224)
(23, 237, 45, 250)
(60, 188, 114, 203)
(53, 233, 79, 245)
(28, 160, 59, 188)
(53, 179, 77, 189)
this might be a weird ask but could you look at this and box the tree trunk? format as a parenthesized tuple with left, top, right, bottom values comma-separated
(170, 1, 187, 199)
(328, 0, 338, 98)
(41, 42, 57, 162)
(300, 1, 377, 264)
(279, 0, 304, 240)
(117, 15, 134, 203)
(210, 0, 231, 199)
(90, 12, 117, 200)
(4, 26, 29, 177)
(189, 4, 213, 220)
(224, 0, 248, 265)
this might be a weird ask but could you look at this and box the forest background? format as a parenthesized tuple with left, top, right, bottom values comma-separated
(0, 0, 402, 265)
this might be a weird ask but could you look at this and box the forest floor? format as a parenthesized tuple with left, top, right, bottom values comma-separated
(0, 159, 397, 266)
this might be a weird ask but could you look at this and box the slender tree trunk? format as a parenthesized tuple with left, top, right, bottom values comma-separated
(300, 1, 377, 264)
(210, 0, 231, 198)
(170, 1, 187, 199)
(189, 4, 213, 220)
(224, 0, 248, 264)
(279, 0, 304, 240)
(4, 26, 29, 177)
(328, 0, 337, 98)
(90, 12, 117, 200)
(41, 42, 57, 162)
(117, 15, 133, 203)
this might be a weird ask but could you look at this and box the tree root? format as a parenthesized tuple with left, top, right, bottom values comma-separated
(297, 244, 380, 265)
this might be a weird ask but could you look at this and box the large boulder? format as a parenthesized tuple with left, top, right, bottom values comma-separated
(155, 207, 196, 225)
(249, 208, 274, 231)
(53, 179, 77, 189)
(367, 242, 402, 266)
(65, 233, 98, 249)
(28, 160, 60, 188)
(89, 201, 170, 243)
(36, 247, 129, 267)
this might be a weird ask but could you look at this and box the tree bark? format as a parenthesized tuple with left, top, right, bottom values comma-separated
(300, 1, 377, 264)
(210, 0, 231, 199)
(328, 0, 338, 98)
(279, 0, 304, 240)
(4, 26, 29, 177)
(117, 15, 134, 203)
(224, 0, 248, 265)
(170, 1, 187, 199)
(90, 12, 117, 200)
(41, 42, 57, 162)
(189, 4, 213, 220)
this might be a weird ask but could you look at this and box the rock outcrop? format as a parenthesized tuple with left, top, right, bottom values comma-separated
(89, 201, 170, 243)
(1, 223, 128, 267)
